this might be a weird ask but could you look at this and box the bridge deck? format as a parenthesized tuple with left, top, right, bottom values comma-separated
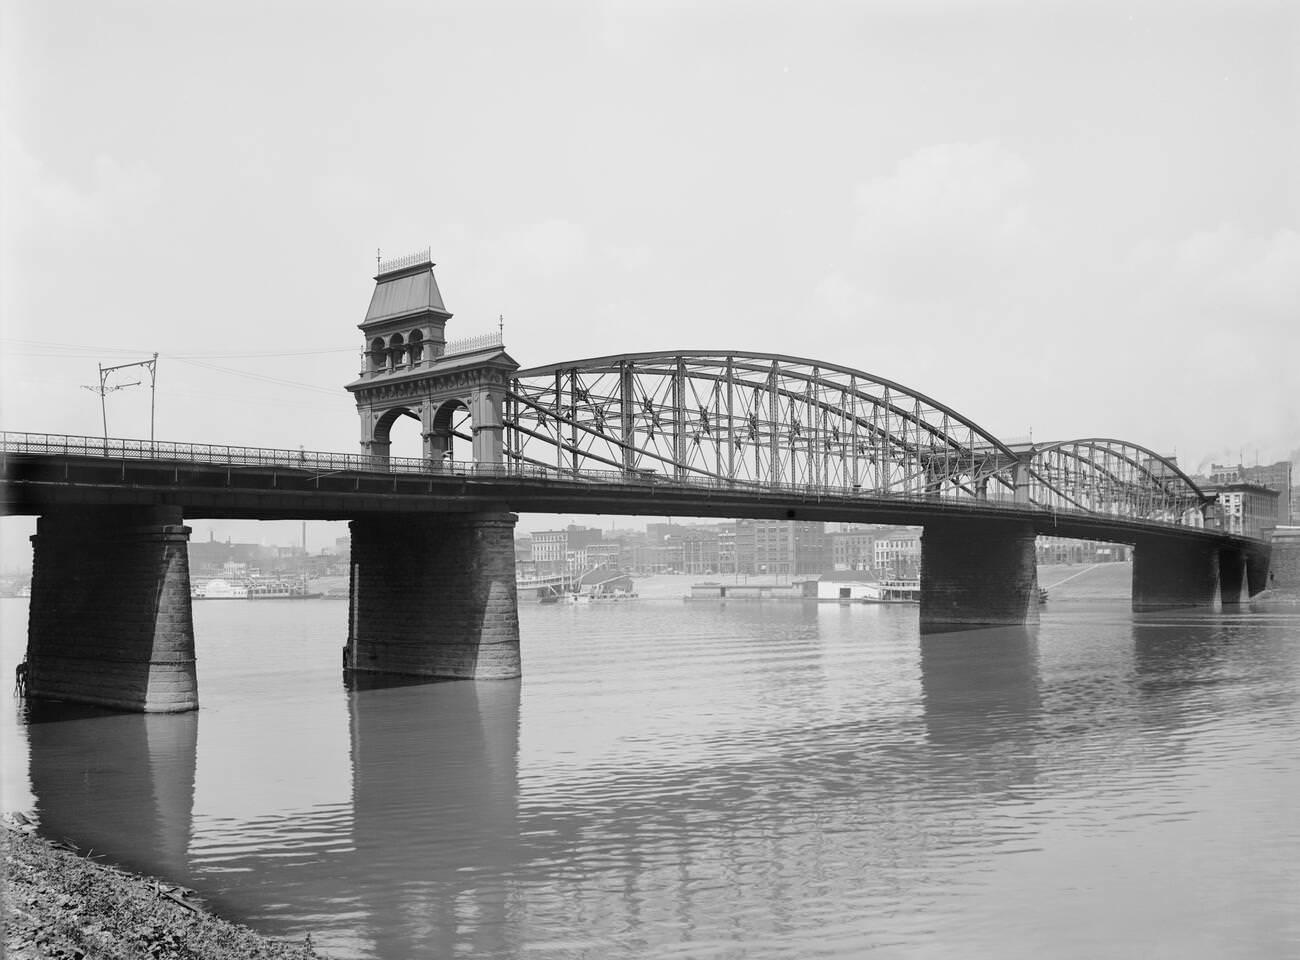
(0, 436, 1262, 551)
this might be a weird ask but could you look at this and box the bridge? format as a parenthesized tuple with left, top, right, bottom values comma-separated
(1, 252, 1274, 713)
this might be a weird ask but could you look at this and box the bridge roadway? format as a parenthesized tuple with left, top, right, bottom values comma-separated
(0, 437, 1258, 550)
(0, 433, 1272, 715)
(2, 253, 1279, 716)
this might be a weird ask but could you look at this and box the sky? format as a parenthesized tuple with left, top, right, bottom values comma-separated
(1, 0, 1297, 558)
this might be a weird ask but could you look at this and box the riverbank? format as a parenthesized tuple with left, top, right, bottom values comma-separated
(3, 819, 325, 959)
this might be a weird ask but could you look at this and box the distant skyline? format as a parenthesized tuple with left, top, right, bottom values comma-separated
(2, 0, 1296, 564)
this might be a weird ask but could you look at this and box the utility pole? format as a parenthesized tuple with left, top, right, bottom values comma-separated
(82, 354, 159, 448)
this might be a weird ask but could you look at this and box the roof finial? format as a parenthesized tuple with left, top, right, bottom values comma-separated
(498, 314, 504, 336)
(376, 247, 381, 270)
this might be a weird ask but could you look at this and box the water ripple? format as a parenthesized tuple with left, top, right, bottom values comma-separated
(2, 596, 1298, 958)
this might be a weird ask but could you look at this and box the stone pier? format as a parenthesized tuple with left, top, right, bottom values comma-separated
(919, 520, 1039, 632)
(25, 507, 198, 712)
(1218, 547, 1247, 606)
(345, 511, 521, 680)
(1131, 535, 1219, 611)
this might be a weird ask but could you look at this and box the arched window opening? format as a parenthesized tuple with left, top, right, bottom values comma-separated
(430, 399, 473, 466)
(368, 338, 386, 373)
(373, 405, 424, 463)
(407, 329, 424, 367)
(387, 333, 405, 370)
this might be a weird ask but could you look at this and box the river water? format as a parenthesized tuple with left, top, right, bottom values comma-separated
(2, 581, 1298, 959)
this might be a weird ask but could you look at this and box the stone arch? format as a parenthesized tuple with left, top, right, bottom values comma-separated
(426, 397, 472, 464)
(370, 404, 423, 463)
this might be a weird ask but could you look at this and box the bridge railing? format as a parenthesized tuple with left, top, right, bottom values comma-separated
(0, 432, 438, 476)
(2, 431, 1219, 534)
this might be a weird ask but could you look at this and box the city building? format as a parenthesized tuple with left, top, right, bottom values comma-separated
(829, 530, 877, 571)
(736, 519, 826, 576)
(586, 541, 623, 569)
(1207, 461, 1293, 528)
(187, 535, 278, 578)
(873, 529, 922, 578)
(1035, 536, 1131, 564)
(717, 525, 737, 574)
(530, 525, 605, 574)
(1205, 482, 1280, 539)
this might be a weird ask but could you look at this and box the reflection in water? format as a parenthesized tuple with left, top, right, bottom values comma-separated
(919, 625, 1041, 796)
(8, 597, 1300, 959)
(348, 679, 521, 959)
(27, 701, 197, 879)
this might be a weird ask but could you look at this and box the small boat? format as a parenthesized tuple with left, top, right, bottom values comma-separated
(192, 578, 248, 600)
(246, 576, 320, 600)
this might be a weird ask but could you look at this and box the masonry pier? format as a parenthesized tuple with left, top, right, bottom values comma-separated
(1255, 526, 1300, 601)
(1131, 535, 1220, 611)
(25, 507, 198, 712)
(1218, 548, 1250, 605)
(919, 520, 1039, 632)
(345, 512, 522, 680)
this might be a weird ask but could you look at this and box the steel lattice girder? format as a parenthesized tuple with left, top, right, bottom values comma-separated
(507, 351, 1023, 501)
(1021, 438, 1208, 522)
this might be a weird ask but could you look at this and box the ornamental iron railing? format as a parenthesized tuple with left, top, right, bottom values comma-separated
(0, 430, 1228, 538)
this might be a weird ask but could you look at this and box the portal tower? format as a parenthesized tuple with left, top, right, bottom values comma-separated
(346, 250, 517, 466)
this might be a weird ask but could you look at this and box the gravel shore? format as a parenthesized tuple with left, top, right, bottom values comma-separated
(3, 819, 326, 959)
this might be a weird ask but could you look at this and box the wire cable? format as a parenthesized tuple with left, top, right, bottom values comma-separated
(1, 337, 356, 360)
(171, 357, 343, 396)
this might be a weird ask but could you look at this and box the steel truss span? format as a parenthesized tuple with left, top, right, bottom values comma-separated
(508, 351, 1024, 505)
(1022, 438, 1207, 526)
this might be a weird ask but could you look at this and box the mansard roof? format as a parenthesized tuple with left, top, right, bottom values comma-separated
(362, 260, 452, 328)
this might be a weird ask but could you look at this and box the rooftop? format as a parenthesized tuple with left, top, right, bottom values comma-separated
(363, 249, 451, 327)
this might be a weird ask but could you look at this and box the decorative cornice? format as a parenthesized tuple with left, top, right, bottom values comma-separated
(351, 366, 510, 403)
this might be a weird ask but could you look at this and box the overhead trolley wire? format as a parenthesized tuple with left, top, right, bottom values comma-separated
(1, 338, 352, 397)
(1, 337, 355, 360)
(170, 357, 343, 397)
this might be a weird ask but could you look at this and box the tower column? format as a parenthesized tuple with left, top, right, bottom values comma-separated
(25, 506, 198, 712)
(346, 512, 521, 680)
(422, 401, 452, 463)
(359, 409, 391, 463)
(469, 386, 505, 465)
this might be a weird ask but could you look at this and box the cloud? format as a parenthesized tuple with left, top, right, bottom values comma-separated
(1175, 225, 1300, 318)
(811, 139, 1298, 469)
(0, 126, 160, 242)
(497, 219, 589, 277)
(817, 140, 1034, 318)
